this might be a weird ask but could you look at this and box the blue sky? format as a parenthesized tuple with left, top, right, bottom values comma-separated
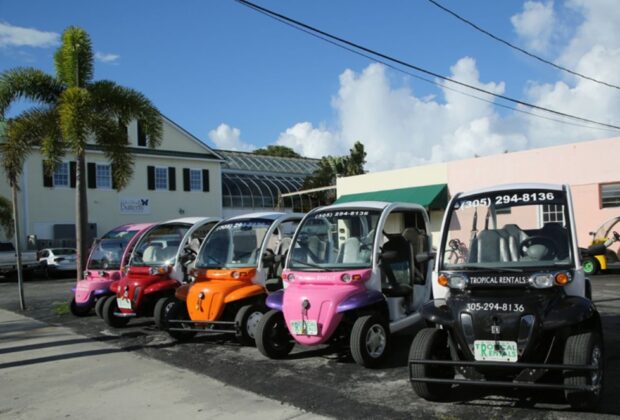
(2, 0, 619, 170)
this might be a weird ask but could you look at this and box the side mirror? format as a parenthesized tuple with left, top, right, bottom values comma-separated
(415, 251, 436, 264)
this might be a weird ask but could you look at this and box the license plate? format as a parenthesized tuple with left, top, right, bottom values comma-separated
(474, 340, 518, 362)
(117, 297, 132, 310)
(291, 320, 318, 336)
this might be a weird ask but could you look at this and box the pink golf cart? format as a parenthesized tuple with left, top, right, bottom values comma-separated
(70, 223, 154, 317)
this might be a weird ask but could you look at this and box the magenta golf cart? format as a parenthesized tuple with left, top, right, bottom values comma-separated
(70, 223, 154, 317)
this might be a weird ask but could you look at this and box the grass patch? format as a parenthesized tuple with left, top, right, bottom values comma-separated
(53, 302, 70, 315)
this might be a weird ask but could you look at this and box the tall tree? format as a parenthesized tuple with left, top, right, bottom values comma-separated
(300, 141, 367, 209)
(253, 145, 301, 158)
(0, 26, 163, 281)
(0, 195, 13, 239)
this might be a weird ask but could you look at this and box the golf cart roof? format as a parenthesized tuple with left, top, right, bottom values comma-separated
(160, 217, 215, 225)
(458, 183, 565, 199)
(225, 212, 305, 223)
(315, 200, 427, 213)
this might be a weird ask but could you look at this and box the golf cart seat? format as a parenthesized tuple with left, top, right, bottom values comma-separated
(541, 222, 569, 259)
(472, 229, 510, 263)
(503, 224, 528, 261)
(381, 234, 414, 298)
(142, 243, 163, 263)
(402, 227, 427, 282)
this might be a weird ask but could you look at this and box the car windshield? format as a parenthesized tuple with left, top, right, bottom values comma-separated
(88, 240, 127, 270)
(442, 188, 573, 270)
(288, 209, 380, 270)
(130, 223, 189, 267)
(196, 219, 273, 269)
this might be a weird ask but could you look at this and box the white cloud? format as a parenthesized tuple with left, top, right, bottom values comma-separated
(95, 51, 120, 64)
(511, 1, 557, 53)
(276, 122, 342, 158)
(0, 21, 59, 48)
(208, 123, 256, 152)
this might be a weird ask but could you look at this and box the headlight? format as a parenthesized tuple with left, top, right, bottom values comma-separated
(529, 273, 554, 288)
(340, 273, 362, 283)
(448, 275, 468, 290)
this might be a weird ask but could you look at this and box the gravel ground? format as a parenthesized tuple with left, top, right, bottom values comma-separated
(1, 273, 619, 419)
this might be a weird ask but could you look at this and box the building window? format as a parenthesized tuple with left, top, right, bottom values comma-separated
(53, 162, 70, 187)
(154, 167, 168, 190)
(542, 204, 564, 225)
(601, 183, 620, 208)
(137, 120, 147, 147)
(189, 169, 202, 191)
(96, 164, 112, 189)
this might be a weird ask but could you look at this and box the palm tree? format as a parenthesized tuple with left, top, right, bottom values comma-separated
(0, 196, 13, 238)
(0, 26, 163, 281)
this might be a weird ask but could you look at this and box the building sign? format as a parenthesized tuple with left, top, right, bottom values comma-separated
(120, 197, 151, 215)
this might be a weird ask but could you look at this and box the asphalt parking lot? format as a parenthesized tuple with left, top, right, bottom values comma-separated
(1, 273, 619, 419)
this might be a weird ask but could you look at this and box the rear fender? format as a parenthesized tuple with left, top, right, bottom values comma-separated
(595, 255, 607, 270)
(336, 289, 384, 313)
(419, 299, 454, 326)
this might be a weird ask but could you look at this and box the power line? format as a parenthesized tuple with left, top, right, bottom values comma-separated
(425, 0, 620, 91)
(234, 0, 620, 131)
(251, 3, 617, 134)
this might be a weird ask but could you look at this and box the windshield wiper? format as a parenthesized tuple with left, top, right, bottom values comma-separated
(290, 258, 334, 272)
(450, 264, 522, 273)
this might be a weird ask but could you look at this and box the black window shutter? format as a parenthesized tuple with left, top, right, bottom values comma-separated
(70, 161, 77, 188)
(87, 162, 97, 189)
(137, 120, 147, 147)
(202, 169, 210, 192)
(42, 162, 53, 187)
(168, 167, 176, 191)
(111, 164, 118, 190)
(183, 168, 190, 191)
(147, 166, 155, 190)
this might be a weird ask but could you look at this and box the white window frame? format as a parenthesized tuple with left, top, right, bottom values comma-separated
(95, 163, 112, 190)
(53, 162, 70, 188)
(189, 168, 202, 192)
(154, 166, 168, 190)
(540, 203, 565, 226)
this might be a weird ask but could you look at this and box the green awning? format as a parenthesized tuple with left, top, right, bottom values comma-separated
(335, 183, 448, 209)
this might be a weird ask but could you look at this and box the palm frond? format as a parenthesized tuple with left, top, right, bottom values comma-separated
(89, 80, 163, 148)
(54, 27, 94, 87)
(58, 87, 92, 154)
(90, 115, 134, 190)
(0, 68, 64, 118)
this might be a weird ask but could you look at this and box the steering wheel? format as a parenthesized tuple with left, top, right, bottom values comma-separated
(519, 236, 557, 260)
(613, 231, 620, 241)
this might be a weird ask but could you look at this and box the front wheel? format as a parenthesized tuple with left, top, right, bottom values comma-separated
(163, 298, 196, 341)
(409, 328, 454, 401)
(69, 298, 91, 317)
(235, 303, 267, 346)
(582, 257, 599, 275)
(350, 313, 390, 368)
(154, 296, 173, 330)
(256, 310, 294, 359)
(95, 296, 109, 319)
(564, 331, 604, 410)
(102, 297, 130, 328)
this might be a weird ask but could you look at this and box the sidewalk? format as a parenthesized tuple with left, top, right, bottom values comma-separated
(0, 309, 326, 419)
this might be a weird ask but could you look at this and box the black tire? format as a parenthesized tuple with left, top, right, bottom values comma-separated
(95, 296, 108, 319)
(582, 257, 599, 275)
(350, 313, 390, 368)
(102, 296, 130, 328)
(564, 331, 604, 410)
(163, 298, 196, 341)
(409, 328, 454, 401)
(69, 298, 91, 317)
(153, 296, 173, 330)
(256, 310, 294, 359)
(235, 303, 267, 346)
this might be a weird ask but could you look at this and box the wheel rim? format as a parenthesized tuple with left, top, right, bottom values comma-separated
(365, 324, 387, 358)
(584, 260, 594, 273)
(246, 311, 263, 339)
(591, 345, 603, 394)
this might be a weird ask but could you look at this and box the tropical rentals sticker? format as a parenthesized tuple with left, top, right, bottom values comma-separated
(120, 197, 151, 215)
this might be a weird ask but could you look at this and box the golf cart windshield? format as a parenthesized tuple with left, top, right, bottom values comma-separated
(592, 217, 620, 243)
(101, 227, 138, 241)
(130, 223, 189, 267)
(288, 209, 380, 270)
(442, 189, 573, 270)
(196, 219, 273, 269)
(88, 239, 127, 270)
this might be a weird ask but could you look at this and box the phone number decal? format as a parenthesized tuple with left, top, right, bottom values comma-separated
(456, 192, 556, 209)
(466, 302, 525, 312)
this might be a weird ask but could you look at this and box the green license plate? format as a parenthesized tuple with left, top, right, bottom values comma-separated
(474, 340, 518, 362)
(291, 320, 318, 336)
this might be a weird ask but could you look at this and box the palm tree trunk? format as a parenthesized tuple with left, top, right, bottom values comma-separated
(75, 152, 89, 281)
(11, 184, 26, 311)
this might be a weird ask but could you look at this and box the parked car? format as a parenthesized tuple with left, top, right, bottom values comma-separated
(38, 247, 77, 278)
(0, 241, 39, 280)
(409, 183, 603, 410)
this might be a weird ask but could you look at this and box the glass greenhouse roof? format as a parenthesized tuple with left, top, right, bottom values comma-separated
(218, 150, 319, 175)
